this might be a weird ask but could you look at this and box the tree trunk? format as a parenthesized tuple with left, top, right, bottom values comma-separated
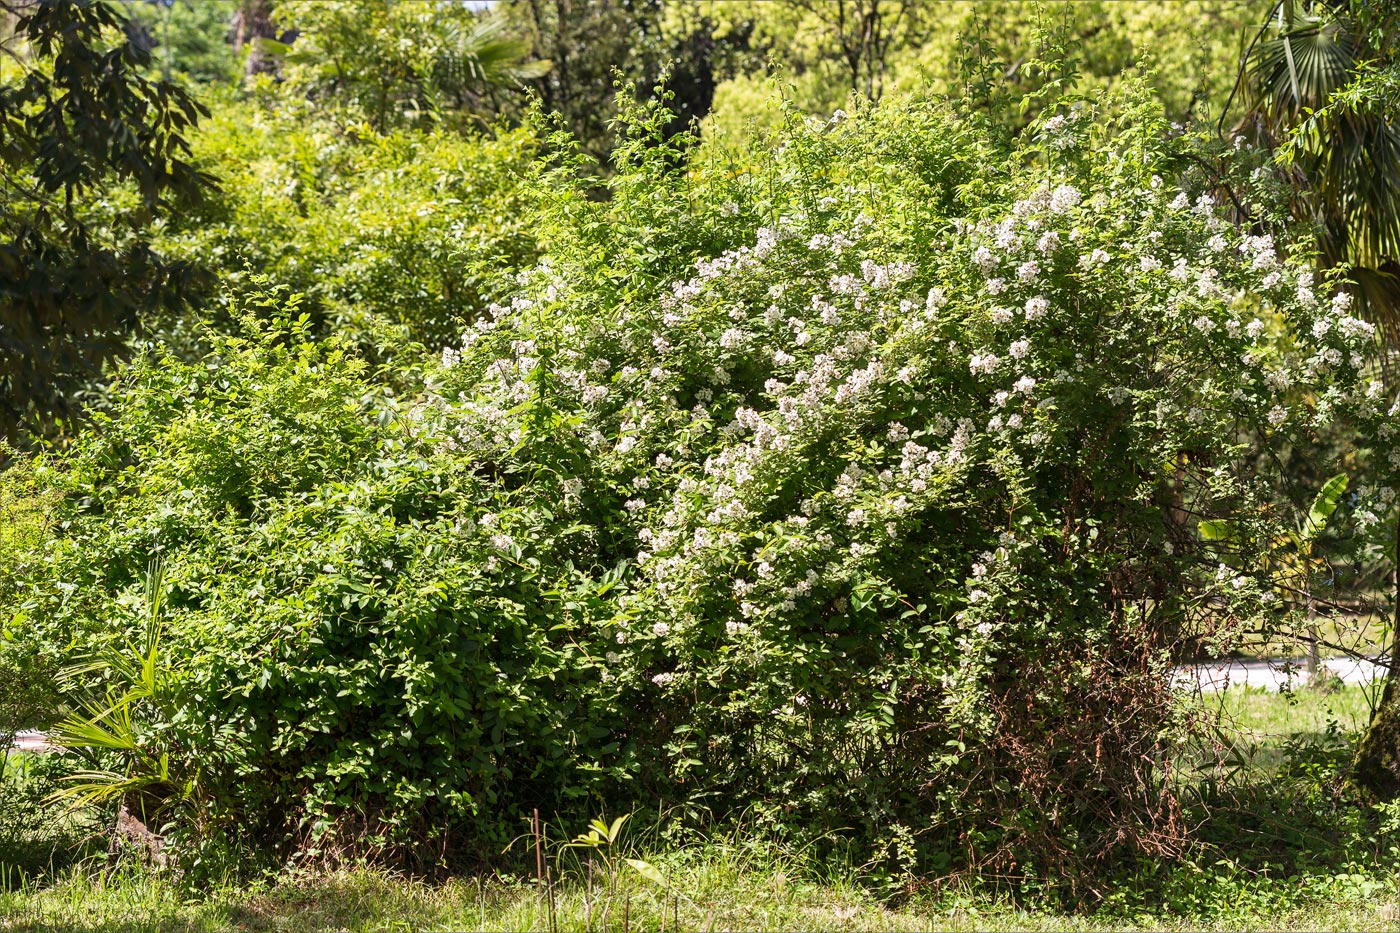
(230, 0, 279, 77)
(109, 792, 167, 867)
(1306, 586, 1319, 681)
(1352, 517, 1400, 798)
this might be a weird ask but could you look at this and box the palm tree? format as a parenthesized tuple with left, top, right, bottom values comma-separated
(1222, 0, 1400, 798)
(1224, 0, 1400, 348)
(430, 13, 552, 119)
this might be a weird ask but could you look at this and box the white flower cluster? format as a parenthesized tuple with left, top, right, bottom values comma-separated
(422, 102, 1390, 707)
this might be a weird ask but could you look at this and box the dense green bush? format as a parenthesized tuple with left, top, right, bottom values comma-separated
(159, 95, 540, 356)
(6, 81, 1394, 891)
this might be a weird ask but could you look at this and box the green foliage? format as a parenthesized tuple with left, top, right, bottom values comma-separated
(0, 0, 214, 438)
(45, 560, 213, 853)
(10, 73, 1397, 896)
(0, 448, 59, 752)
(0, 752, 102, 887)
(159, 97, 540, 356)
(9, 288, 635, 867)
(1238, 0, 1400, 338)
(274, 1, 546, 133)
(700, 2, 1266, 146)
(118, 0, 241, 85)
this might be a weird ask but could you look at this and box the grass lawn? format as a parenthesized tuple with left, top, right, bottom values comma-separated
(2, 860, 1400, 933)
(4, 684, 1400, 932)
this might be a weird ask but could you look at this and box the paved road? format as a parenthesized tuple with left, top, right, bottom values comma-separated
(10, 731, 49, 752)
(1175, 655, 1388, 692)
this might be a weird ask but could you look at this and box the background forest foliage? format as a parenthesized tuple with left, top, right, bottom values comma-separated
(3, 0, 1400, 920)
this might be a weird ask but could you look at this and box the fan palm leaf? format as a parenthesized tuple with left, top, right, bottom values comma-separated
(1235, 1, 1400, 350)
(432, 14, 550, 103)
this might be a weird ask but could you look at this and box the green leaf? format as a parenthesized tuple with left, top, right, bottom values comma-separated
(625, 858, 666, 886)
(1302, 473, 1348, 541)
(1198, 519, 1237, 542)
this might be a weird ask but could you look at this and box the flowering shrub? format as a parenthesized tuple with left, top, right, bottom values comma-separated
(427, 87, 1394, 879)
(7, 82, 1395, 886)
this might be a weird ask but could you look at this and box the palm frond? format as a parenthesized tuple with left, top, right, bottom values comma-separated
(1246, 11, 1356, 127)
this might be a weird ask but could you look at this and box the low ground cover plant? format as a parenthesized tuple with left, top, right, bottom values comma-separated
(3, 76, 1395, 900)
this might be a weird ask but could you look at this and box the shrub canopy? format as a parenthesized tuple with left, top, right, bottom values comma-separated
(5, 83, 1394, 885)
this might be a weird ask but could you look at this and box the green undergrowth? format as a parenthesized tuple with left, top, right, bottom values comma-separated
(6, 684, 1400, 932)
(1, 851, 1398, 933)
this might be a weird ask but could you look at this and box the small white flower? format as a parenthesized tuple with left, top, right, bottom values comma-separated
(1079, 249, 1110, 269)
(1014, 375, 1036, 394)
(652, 622, 671, 637)
(969, 353, 1002, 375)
(1340, 316, 1376, 341)
(1267, 405, 1287, 426)
(1016, 260, 1040, 282)
(1049, 184, 1081, 213)
(652, 672, 674, 686)
(1009, 338, 1030, 360)
(1024, 296, 1049, 321)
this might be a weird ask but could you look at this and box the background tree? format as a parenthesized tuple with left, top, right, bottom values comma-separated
(229, 0, 281, 77)
(1212, 0, 1400, 797)
(1227, 0, 1400, 344)
(119, 0, 240, 83)
(503, 0, 749, 163)
(0, 0, 212, 439)
(780, 0, 931, 100)
(274, 0, 547, 133)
